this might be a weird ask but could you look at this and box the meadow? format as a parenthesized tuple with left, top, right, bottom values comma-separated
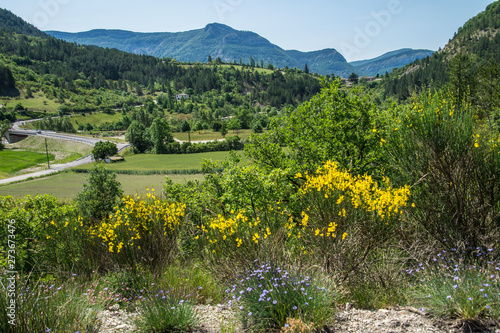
(73, 150, 246, 173)
(173, 129, 255, 141)
(0, 150, 54, 179)
(0, 172, 203, 200)
(2, 93, 62, 114)
(69, 111, 123, 128)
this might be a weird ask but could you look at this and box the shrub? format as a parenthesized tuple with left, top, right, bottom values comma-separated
(0, 195, 82, 274)
(386, 90, 500, 247)
(293, 161, 410, 280)
(197, 157, 293, 278)
(75, 164, 123, 222)
(91, 190, 186, 271)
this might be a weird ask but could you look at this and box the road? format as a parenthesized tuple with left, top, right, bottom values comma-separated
(0, 121, 130, 185)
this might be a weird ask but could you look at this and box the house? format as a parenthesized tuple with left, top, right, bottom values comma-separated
(175, 94, 190, 101)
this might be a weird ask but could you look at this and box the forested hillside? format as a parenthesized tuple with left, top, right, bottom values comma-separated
(0, 8, 321, 113)
(383, 1, 500, 100)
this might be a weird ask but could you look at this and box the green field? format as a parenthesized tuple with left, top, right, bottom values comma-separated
(0, 172, 204, 200)
(174, 129, 255, 142)
(0, 150, 55, 178)
(2, 93, 62, 113)
(5, 136, 93, 167)
(70, 112, 123, 128)
(74, 151, 246, 172)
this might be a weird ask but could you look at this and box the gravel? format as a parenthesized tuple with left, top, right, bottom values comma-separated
(97, 304, 500, 333)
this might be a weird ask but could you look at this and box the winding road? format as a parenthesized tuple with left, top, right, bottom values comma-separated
(0, 121, 130, 185)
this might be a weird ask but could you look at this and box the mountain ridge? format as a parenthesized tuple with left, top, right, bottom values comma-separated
(46, 24, 432, 78)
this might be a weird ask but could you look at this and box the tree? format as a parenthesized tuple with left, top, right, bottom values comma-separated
(92, 141, 118, 160)
(180, 120, 191, 143)
(75, 164, 123, 222)
(220, 122, 228, 138)
(0, 120, 12, 150)
(193, 121, 203, 134)
(149, 117, 173, 154)
(348, 72, 359, 84)
(477, 58, 500, 125)
(304, 63, 309, 74)
(252, 121, 263, 133)
(207, 55, 212, 63)
(227, 118, 242, 135)
(126, 120, 151, 153)
(246, 79, 379, 178)
(448, 53, 475, 112)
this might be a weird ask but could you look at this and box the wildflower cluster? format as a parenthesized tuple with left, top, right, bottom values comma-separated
(298, 161, 410, 221)
(290, 161, 412, 276)
(200, 209, 273, 252)
(407, 245, 500, 320)
(223, 262, 337, 332)
(93, 191, 185, 254)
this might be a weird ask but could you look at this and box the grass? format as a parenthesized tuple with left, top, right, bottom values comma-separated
(174, 130, 256, 141)
(70, 111, 123, 128)
(2, 93, 62, 113)
(7, 135, 93, 156)
(0, 150, 55, 178)
(181, 63, 275, 75)
(0, 172, 204, 200)
(74, 151, 247, 172)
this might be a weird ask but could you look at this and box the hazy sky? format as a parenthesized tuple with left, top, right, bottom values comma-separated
(1, 0, 497, 61)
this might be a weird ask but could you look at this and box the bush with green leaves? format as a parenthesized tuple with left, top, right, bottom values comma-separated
(0, 194, 82, 274)
(196, 154, 293, 279)
(246, 78, 380, 179)
(75, 164, 123, 222)
(385, 90, 500, 247)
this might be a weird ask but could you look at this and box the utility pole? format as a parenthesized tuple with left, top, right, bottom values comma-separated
(45, 137, 50, 169)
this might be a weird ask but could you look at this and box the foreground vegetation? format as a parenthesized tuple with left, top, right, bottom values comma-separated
(2, 3, 500, 332)
(2, 77, 500, 332)
(0, 172, 204, 200)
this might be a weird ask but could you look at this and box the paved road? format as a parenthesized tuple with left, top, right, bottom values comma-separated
(1, 122, 130, 185)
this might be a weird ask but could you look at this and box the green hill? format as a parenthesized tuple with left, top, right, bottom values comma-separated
(0, 7, 322, 136)
(349, 48, 434, 77)
(47, 23, 361, 77)
(383, 1, 500, 100)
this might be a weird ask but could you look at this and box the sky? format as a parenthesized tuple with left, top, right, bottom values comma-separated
(0, 0, 497, 62)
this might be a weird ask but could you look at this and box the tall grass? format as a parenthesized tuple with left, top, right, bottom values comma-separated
(0, 275, 110, 333)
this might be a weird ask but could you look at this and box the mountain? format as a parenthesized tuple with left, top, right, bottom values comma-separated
(349, 48, 434, 77)
(384, 1, 500, 99)
(47, 23, 360, 77)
